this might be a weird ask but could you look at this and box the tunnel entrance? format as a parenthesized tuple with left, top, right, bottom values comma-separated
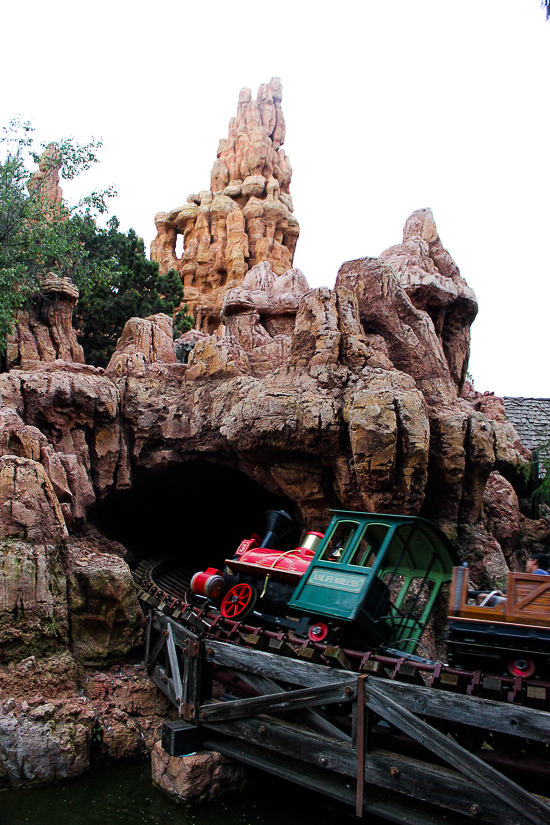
(89, 460, 302, 574)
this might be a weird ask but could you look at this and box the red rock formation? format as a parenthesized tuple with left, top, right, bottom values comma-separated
(66, 540, 145, 668)
(7, 275, 85, 370)
(0, 660, 175, 788)
(26, 144, 63, 208)
(150, 78, 299, 333)
(380, 208, 477, 391)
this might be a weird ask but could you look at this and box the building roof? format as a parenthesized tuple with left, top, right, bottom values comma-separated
(503, 397, 550, 452)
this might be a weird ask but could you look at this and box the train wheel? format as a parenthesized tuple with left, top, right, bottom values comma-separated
(508, 656, 536, 678)
(220, 583, 257, 620)
(308, 622, 330, 643)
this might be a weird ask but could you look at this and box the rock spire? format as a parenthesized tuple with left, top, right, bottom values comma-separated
(150, 78, 299, 333)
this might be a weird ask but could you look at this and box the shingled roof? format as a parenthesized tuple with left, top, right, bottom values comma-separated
(503, 398, 550, 453)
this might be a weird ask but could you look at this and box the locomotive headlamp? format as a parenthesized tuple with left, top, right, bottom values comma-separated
(190, 568, 226, 600)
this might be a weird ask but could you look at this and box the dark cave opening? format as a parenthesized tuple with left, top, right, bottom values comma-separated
(89, 460, 301, 573)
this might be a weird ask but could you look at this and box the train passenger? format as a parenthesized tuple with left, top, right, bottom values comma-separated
(475, 553, 550, 607)
(526, 553, 550, 575)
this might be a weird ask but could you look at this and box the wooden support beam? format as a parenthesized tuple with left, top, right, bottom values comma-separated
(356, 674, 367, 817)
(154, 612, 199, 643)
(201, 714, 529, 825)
(235, 670, 351, 743)
(166, 623, 183, 708)
(369, 676, 550, 743)
(150, 663, 178, 708)
(363, 678, 550, 825)
(181, 638, 202, 724)
(202, 736, 473, 825)
(143, 609, 153, 667)
(199, 681, 356, 723)
(146, 630, 167, 673)
(204, 640, 353, 687)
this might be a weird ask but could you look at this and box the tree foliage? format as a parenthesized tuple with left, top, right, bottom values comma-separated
(531, 444, 550, 518)
(1, 119, 193, 368)
(0, 119, 116, 348)
(73, 217, 193, 368)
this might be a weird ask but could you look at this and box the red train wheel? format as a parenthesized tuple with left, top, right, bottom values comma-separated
(308, 622, 330, 642)
(508, 657, 536, 678)
(220, 583, 257, 619)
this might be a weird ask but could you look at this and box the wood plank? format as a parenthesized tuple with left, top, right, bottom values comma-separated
(508, 576, 550, 621)
(200, 681, 356, 723)
(268, 638, 298, 657)
(166, 624, 183, 706)
(201, 736, 474, 825)
(369, 676, 550, 743)
(364, 679, 550, 825)
(204, 639, 354, 686)
(181, 640, 202, 724)
(201, 714, 529, 825)
(356, 674, 367, 817)
(323, 646, 353, 670)
(146, 630, 167, 673)
(234, 670, 351, 743)
(143, 609, 153, 667)
(150, 664, 177, 708)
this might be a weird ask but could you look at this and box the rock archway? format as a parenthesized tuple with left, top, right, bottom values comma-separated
(90, 459, 301, 572)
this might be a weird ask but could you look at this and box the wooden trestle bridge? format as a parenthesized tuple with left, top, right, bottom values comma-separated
(144, 608, 550, 825)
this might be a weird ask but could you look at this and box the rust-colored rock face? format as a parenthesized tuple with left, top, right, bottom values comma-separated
(0, 660, 175, 788)
(7, 275, 85, 370)
(380, 208, 478, 391)
(150, 78, 299, 334)
(26, 144, 63, 208)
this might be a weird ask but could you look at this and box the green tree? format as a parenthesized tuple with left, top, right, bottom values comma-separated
(0, 119, 116, 349)
(531, 443, 550, 518)
(74, 217, 193, 368)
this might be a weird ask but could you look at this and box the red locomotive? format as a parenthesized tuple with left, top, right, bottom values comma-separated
(191, 508, 550, 677)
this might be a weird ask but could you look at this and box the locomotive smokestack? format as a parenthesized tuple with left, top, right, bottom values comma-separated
(259, 509, 294, 549)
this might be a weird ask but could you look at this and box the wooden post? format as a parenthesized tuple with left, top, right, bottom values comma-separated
(355, 674, 368, 817)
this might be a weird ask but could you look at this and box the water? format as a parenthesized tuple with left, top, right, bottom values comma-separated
(0, 759, 359, 825)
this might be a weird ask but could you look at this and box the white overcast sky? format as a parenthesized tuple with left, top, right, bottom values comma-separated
(1, 1, 548, 398)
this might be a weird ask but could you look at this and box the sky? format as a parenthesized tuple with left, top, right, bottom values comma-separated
(1, 1, 548, 397)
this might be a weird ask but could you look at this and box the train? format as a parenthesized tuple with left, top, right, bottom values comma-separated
(190, 508, 550, 679)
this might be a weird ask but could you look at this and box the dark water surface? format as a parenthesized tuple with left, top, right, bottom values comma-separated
(0, 759, 359, 825)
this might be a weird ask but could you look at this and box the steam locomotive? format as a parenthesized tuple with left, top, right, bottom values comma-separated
(191, 508, 456, 656)
(191, 508, 550, 678)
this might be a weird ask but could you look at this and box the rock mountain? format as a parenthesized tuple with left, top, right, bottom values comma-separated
(0, 78, 547, 787)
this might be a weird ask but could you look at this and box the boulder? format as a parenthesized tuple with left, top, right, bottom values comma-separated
(152, 742, 248, 803)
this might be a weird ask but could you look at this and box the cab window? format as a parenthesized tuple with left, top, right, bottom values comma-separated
(349, 523, 390, 568)
(320, 521, 358, 563)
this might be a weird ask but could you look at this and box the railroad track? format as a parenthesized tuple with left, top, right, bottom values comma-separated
(133, 556, 550, 714)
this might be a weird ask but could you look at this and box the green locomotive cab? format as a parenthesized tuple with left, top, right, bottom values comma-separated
(288, 511, 458, 655)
